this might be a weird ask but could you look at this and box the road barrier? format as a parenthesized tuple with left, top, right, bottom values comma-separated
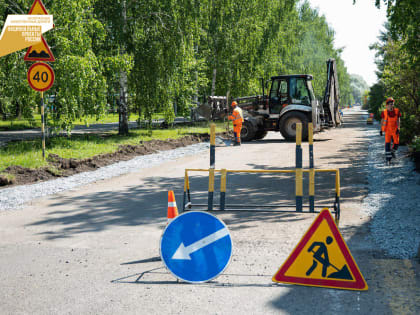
(182, 168, 340, 222)
(183, 123, 341, 223)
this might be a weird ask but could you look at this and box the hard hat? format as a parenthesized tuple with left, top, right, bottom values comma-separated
(386, 97, 394, 104)
(231, 101, 238, 107)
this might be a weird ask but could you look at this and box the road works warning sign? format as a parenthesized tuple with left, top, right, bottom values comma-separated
(24, 0, 55, 62)
(272, 209, 368, 290)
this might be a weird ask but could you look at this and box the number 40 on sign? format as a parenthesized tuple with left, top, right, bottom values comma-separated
(27, 62, 55, 92)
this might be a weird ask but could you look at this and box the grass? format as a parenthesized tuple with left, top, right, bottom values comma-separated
(0, 117, 40, 130)
(0, 122, 227, 171)
(72, 113, 141, 125)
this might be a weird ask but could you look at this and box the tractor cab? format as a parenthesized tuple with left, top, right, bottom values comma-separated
(268, 74, 315, 114)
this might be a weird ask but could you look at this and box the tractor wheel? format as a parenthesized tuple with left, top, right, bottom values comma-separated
(240, 120, 256, 141)
(254, 129, 268, 140)
(279, 112, 309, 141)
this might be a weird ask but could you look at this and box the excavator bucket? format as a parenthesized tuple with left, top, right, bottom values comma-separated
(195, 103, 212, 120)
(195, 96, 229, 121)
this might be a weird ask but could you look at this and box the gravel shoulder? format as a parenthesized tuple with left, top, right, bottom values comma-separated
(0, 141, 209, 210)
(362, 126, 420, 259)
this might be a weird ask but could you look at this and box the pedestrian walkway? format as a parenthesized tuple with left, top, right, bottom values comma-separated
(0, 121, 138, 147)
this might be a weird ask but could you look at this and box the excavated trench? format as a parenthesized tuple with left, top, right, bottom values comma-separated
(0, 133, 221, 187)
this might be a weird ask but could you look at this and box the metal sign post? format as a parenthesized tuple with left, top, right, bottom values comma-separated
(23, 1, 55, 160)
(27, 62, 54, 159)
(40, 91, 45, 158)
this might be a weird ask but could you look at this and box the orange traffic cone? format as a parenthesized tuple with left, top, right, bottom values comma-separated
(167, 190, 179, 224)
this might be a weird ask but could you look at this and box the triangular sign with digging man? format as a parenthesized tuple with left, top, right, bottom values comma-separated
(272, 209, 368, 291)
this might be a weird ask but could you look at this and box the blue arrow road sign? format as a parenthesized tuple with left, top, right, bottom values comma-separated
(160, 211, 233, 283)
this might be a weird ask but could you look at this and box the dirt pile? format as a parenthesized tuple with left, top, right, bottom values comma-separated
(0, 134, 213, 188)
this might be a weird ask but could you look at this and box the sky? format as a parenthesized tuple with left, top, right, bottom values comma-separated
(307, 0, 387, 86)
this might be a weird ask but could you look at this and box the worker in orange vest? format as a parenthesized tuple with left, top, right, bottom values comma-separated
(380, 97, 401, 163)
(228, 101, 244, 146)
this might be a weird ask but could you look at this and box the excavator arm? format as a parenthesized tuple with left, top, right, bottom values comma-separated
(322, 59, 341, 127)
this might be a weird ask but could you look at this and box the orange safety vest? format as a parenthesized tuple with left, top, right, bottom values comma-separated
(381, 108, 400, 133)
(229, 107, 244, 125)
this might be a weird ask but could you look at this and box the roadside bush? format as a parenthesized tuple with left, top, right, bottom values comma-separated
(409, 135, 420, 153)
(410, 135, 420, 172)
(401, 114, 420, 145)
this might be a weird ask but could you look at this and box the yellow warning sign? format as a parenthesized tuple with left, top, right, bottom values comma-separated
(272, 209, 368, 290)
(24, 36, 54, 62)
(24, 0, 55, 62)
(29, 0, 49, 15)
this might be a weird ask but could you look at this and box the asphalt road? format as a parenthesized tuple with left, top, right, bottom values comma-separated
(0, 109, 418, 314)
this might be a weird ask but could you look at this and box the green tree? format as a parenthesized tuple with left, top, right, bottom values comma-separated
(127, 1, 204, 124)
(46, 0, 108, 133)
(94, 0, 135, 135)
(372, 0, 420, 56)
(285, 2, 354, 106)
(368, 81, 386, 120)
(0, 1, 37, 122)
(368, 2, 419, 143)
(0, 0, 109, 133)
(0, 0, 356, 133)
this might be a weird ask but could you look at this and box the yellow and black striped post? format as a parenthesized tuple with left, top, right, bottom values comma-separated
(208, 123, 216, 210)
(335, 169, 341, 224)
(308, 123, 315, 212)
(220, 169, 227, 210)
(295, 123, 303, 212)
(183, 169, 191, 211)
(208, 168, 215, 210)
(210, 123, 216, 169)
(41, 92, 45, 159)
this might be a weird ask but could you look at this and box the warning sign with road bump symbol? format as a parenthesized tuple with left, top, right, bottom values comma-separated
(272, 209, 368, 290)
(24, 36, 55, 62)
(24, 0, 55, 62)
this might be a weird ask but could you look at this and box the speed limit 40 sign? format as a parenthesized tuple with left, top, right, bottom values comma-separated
(27, 62, 55, 92)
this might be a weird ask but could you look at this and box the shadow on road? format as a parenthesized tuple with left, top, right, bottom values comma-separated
(26, 166, 345, 240)
(25, 113, 369, 240)
(24, 111, 419, 313)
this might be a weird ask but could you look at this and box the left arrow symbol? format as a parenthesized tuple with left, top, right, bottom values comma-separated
(172, 228, 229, 260)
